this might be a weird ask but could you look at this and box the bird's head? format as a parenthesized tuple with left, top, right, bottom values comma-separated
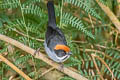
(54, 44, 71, 57)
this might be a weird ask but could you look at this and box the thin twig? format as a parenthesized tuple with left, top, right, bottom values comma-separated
(5, 24, 44, 42)
(95, 44, 120, 52)
(91, 54, 104, 80)
(92, 54, 116, 80)
(39, 67, 55, 78)
(34, 67, 55, 79)
(96, 0, 120, 32)
(0, 53, 32, 80)
(12, 27, 44, 42)
(80, 48, 120, 62)
(15, 29, 44, 42)
(0, 34, 88, 80)
(88, 14, 94, 28)
(60, 0, 63, 28)
(18, 0, 30, 43)
(115, 31, 118, 45)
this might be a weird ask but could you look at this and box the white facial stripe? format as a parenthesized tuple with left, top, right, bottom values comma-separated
(44, 42, 70, 62)
(55, 54, 68, 60)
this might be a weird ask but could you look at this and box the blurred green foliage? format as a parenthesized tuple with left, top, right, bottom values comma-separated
(0, 0, 120, 80)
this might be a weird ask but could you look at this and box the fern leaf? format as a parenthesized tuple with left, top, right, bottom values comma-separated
(0, 0, 19, 9)
(64, 0, 101, 20)
(22, 4, 44, 17)
(62, 13, 95, 39)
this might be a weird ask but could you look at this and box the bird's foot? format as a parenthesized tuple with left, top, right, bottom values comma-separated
(34, 48, 41, 56)
(58, 63, 64, 71)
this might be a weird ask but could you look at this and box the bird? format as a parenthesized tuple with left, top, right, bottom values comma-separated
(44, 1, 72, 63)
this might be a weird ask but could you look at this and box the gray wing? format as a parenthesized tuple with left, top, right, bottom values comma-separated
(45, 26, 67, 47)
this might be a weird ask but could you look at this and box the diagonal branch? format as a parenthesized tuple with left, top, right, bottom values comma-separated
(0, 34, 88, 80)
(96, 0, 120, 32)
(91, 54, 116, 80)
(0, 53, 32, 80)
(91, 54, 104, 80)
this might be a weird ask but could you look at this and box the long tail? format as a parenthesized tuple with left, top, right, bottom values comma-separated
(47, 1, 56, 26)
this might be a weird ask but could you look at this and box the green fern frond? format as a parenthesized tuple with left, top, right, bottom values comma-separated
(103, 49, 120, 79)
(0, 0, 19, 9)
(62, 13, 95, 39)
(2, 63, 11, 70)
(15, 54, 32, 65)
(1, 0, 119, 79)
(64, 0, 101, 20)
(25, 0, 41, 4)
(22, 4, 44, 17)
(28, 71, 35, 78)
(99, 0, 107, 5)
(0, 46, 7, 53)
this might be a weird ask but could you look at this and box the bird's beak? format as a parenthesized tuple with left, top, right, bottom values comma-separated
(68, 51, 72, 55)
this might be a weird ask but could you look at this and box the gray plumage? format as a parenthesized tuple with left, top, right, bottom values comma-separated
(44, 1, 71, 63)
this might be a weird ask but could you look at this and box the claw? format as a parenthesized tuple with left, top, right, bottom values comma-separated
(34, 48, 41, 56)
(59, 63, 64, 71)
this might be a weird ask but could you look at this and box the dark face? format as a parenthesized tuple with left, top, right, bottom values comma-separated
(54, 49, 66, 57)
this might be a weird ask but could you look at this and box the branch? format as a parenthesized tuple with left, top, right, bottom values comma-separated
(0, 53, 32, 80)
(5, 24, 44, 42)
(39, 67, 55, 78)
(96, 0, 120, 32)
(80, 48, 120, 63)
(91, 54, 104, 80)
(0, 34, 88, 80)
(91, 54, 116, 80)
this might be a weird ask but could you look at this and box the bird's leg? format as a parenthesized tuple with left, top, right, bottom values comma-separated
(58, 62, 64, 71)
(34, 48, 41, 56)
